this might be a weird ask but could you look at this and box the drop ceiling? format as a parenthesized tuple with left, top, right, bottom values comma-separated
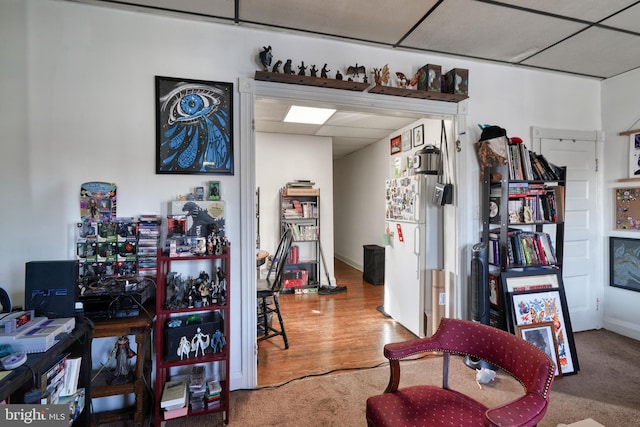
(69, 0, 640, 157)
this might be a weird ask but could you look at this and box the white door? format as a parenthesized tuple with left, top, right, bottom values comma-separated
(533, 128, 602, 331)
(384, 221, 426, 337)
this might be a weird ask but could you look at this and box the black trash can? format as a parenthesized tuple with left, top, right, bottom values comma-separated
(363, 244, 385, 285)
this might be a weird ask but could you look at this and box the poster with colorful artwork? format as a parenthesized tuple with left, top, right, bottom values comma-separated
(510, 289, 578, 375)
(629, 133, 640, 177)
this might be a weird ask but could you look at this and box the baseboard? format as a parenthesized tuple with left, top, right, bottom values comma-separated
(334, 254, 362, 272)
(602, 317, 640, 340)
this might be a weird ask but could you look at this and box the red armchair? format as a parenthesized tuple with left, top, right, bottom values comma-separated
(366, 318, 555, 427)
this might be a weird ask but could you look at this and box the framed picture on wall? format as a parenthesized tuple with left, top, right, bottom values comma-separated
(609, 236, 640, 292)
(155, 76, 234, 175)
(390, 135, 402, 155)
(628, 133, 640, 177)
(413, 124, 424, 147)
(402, 130, 412, 151)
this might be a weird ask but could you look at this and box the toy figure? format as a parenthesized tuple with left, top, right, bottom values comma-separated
(475, 367, 496, 389)
(298, 61, 307, 76)
(272, 60, 282, 73)
(177, 336, 191, 360)
(109, 336, 136, 385)
(310, 64, 318, 77)
(321, 64, 330, 78)
(211, 329, 226, 353)
(283, 59, 293, 74)
(259, 45, 272, 71)
(191, 327, 210, 357)
(336, 70, 343, 80)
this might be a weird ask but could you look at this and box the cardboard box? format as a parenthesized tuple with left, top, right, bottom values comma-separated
(442, 68, 469, 95)
(282, 269, 309, 288)
(418, 64, 441, 92)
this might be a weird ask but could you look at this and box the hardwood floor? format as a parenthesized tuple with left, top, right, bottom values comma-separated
(257, 259, 416, 386)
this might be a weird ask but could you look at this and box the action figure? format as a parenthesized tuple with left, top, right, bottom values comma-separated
(298, 61, 307, 76)
(336, 70, 343, 80)
(283, 59, 294, 74)
(310, 64, 318, 77)
(177, 336, 191, 360)
(272, 60, 283, 73)
(259, 45, 272, 71)
(109, 336, 135, 385)
(321, 64, 330, 78)
(191, 327, 210, 357)
(211, 329, 226, 353)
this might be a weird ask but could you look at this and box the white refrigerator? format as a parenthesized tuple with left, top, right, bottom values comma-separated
(384, 174, 442, 338)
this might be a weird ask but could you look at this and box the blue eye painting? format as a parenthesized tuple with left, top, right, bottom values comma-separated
(156, 76, 233, 175)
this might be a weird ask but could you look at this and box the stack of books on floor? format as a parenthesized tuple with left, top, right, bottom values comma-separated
(207, 380, 222, 408)
(160, 379, 188, 420)
(189, 365, 207, 412)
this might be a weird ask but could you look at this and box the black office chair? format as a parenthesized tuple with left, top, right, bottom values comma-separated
(257, 228, 293, 349)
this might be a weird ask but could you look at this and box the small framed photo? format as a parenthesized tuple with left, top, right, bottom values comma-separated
(402, 130, 412, 151)
(390, 135, 402, 155)
(413, 124, 424, 147)
(516, 321, 561, 377)
(209, 181, 221, 200)
(500, 269, 560, 328)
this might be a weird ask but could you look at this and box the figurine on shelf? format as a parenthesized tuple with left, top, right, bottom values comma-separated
(410, 68, 425, 88)
(310, 64, 318, 77)
(272, 60, 282, 73)
(283, 59, 294, 74)
(177, 336, 191, 360)
(109, 336, 136, 385)
(321, 64, 330, 78)
(211, 329, 226, 353)
(191, 327, 210, 357)
(216, 267, 227, 304)
(259, 45, 272, 71)
(298, 61, 307, 76)
(165, 272, 186, 309)
(336, 70, 343, 80)
(396, 72, 409, 88)
(347, 64, 365, 79)
(372, 65, 390, 86)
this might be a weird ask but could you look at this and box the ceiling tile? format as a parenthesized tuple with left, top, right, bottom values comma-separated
(400, 0, 586, 62)
(495, 0, 638, 22)
(238, 0, 439, 44)
(107, 0, 235, 18)
(522, 26, 640, 78)
(601, 3, 640, 32)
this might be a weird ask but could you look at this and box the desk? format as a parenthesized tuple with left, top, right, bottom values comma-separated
(90, 308, 153, 427)
(0, 319, 93, 426)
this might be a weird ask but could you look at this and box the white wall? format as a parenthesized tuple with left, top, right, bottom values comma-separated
(255, 133, 334, 284)
(1, 0, 638, 401)
(601, 68, 640, 340)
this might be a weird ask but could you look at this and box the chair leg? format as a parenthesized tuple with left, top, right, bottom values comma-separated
(272, 293, 289, 349)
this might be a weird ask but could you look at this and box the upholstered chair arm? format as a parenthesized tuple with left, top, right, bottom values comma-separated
(383, 336, 443, 360)
(484, 392, 549, 427)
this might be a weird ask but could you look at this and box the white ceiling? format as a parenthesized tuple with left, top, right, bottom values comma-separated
(69, 0, 640, 158)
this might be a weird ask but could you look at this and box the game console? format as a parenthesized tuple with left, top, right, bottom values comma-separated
(0, 317, 76, 354)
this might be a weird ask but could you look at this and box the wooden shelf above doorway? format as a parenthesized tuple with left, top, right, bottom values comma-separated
(254, 71, 468, 103)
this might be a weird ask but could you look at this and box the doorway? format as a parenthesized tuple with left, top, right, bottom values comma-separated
(239, 78, 461, 389)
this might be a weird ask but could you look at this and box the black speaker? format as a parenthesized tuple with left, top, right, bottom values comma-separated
(465, 243, 495, 371)
(469, 242, 490, 325)
(25, 260, 78, 318)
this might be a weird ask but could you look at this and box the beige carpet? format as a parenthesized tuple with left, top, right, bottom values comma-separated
(166, 329, 640, 427)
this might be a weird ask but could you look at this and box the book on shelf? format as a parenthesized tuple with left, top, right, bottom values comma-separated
(61, 356, 82, 397)
(160, 379, 188, 409)
(163, 405, 188, 420)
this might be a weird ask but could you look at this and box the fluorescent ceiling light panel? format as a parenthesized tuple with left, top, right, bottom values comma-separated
(284, 105, 336, 125)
